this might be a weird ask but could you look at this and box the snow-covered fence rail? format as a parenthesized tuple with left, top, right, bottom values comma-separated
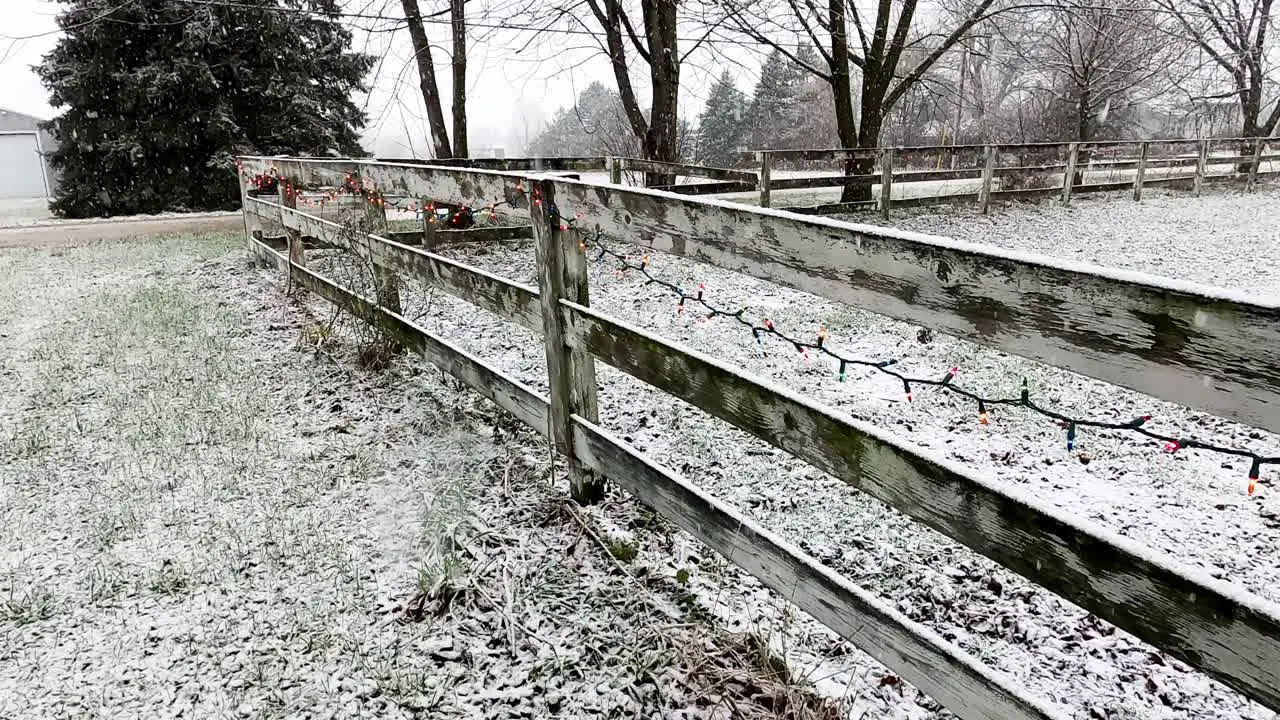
(750, 136, 1280, 214)
(237, 155, 1280, 718)
(613, 157, 759, 196)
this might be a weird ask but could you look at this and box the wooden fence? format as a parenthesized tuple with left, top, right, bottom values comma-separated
(398, 135, 1280, 216)
(237, 155, 1280, 719)
(747, 136, 1280, 214)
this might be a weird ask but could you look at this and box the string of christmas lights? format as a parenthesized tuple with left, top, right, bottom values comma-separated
(570, 225, 1278, 496)
(236, 162, 1276, 494)
(238, 165, 524, 228)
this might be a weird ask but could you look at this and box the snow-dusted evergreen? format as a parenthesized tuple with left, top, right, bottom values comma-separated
(37, 0, 372, 218)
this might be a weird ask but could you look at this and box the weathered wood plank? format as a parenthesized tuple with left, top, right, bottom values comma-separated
(618, 157, 757, 183)
(769, 174, 881, 191)
(779, 200, 878, 215)
(978, 145, 996, 213)
(251, 238, 550, 431)
(562, 301, 1280, 712)
(389, 225, 534, 246)
(532, 180, 603, 503)
(249, 198, 543, 334)
(1194, 139, 1210, 196)
(1133, 141, 1149, 201)
(377, 156, 607, 172)
(569, 416, 1068, 720)
(1061, 143, 1079, 205)
(549, 179, 1280, 434)
(651, 181, 758, 195)
(238, 156, 529, 214)
(879, 148, 894, 220)
(747, 148, 881, 162)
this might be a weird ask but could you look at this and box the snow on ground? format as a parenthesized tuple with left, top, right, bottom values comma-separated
(835, 184, 1280, 297)
(304, 181, 1280, 720)
(0, 234, 848, 719)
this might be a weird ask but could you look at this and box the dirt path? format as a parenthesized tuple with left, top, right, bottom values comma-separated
(0, 214, 243, 249)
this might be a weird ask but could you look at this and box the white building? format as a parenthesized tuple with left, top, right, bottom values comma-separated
(0, 107, 57, 199)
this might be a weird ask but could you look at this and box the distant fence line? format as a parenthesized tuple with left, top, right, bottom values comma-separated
(238, 154, 1280, 720)
(375, 135, 1279, 216)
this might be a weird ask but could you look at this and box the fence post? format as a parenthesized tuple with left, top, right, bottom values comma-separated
(530, 177, 605, 504)
(1247, 137, 1266, 193)
(1062, 142, 1079, 205)
(879, 148, 894, 220)
(278, 181, 304, 286)
(357, 178, 403, 315)
(758, 151, 773, 208)
(978, 145, 995, 214)
(238, 164, 261, 255)
(1133, 141, 1149, 202)
(607, 156, 622, 185)
(1193, 138, 1209, 197)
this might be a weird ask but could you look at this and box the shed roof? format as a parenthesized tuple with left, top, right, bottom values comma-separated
(0, 107, 48, 132)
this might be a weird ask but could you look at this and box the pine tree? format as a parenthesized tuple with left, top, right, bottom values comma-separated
(695, 71, 747, 167)
(38, 0, 374, 218)
(749, 46, 819, 149)
(529, 82, 639, 157)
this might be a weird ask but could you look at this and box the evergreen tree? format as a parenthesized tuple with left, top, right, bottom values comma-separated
(529, 82, 639, 157)
(748, 46, 819, 149)
(695, 71, 747, 167)
(38, 0, 374, 218)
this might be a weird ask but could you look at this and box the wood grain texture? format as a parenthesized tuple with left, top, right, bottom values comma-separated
(238, 157, 528, 212)
(387, 225, 533, 247)
(249, 198, 543, 334)
(563, 301, 1280, 712)
(547, 178, 1280, 434)
(570, 416, 1069, 720)
(531, 180, 602, 503)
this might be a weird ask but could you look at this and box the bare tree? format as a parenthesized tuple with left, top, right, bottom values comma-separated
(582, 0, 683, 185)
(1157, 0, 1279, 141)
(1021, 0, 1179, 142)
(716, 0, 1016, 201)
(399, 0, 469, 158)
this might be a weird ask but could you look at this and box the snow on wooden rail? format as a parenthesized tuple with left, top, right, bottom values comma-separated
(238, 155, 1280, 715)
(245, 237, 1068, 720)
(547, 177, 1280, 435)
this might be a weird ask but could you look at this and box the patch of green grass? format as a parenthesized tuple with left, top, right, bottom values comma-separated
(606, 536, 639, 564)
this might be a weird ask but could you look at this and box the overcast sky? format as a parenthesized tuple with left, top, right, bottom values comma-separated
(1, 0, 730, 157)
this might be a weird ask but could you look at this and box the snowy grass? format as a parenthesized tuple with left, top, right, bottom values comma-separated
(0, 233, 847, 719)
(306, 180, 1280, 720)
(837, 183, 1280, 297)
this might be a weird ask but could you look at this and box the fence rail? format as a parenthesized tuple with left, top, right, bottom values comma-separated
(237, 154, 1280, 718)
(745, 136, 1280, 212)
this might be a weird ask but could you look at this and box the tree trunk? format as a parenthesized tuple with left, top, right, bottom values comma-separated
(401, 0, 452, 159)
(643, 0, 680, 187)
(845, 106, 882, 203)
(450, 0, 468, 158)
(829, 0, 868, 203)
